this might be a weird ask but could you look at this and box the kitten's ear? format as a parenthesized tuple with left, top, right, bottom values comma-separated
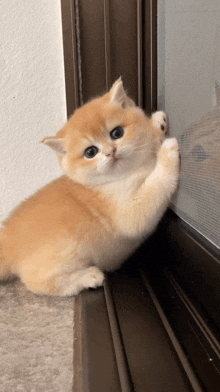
(41, 137, 67, 156)
(109, 77, 136, 108)
(110, 77, 125, 105)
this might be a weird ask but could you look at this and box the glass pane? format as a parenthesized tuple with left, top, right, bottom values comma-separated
(158, 0, 220, 250)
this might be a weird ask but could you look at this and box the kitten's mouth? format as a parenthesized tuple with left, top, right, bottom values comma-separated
(112, 156, 120, 163)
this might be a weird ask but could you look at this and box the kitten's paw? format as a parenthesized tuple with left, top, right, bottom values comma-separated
(84, 266, 105, 289)
(61, 266, 105, 296)
(157, 137, 180, 174)
(161, 137, 179, 157)
(151, 111, 168, 134)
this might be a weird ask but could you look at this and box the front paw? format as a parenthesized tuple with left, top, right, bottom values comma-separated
(84, 267, 105, 289)
(151, 111, 168, 134)
(157, 138, 180, 174)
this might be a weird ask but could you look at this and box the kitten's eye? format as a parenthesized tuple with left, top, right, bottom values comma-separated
(84, 146, 99, 159)
(110, 126, 124, 140)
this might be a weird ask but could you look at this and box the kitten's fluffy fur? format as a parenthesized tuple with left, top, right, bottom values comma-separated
(0, 79, 179, 296)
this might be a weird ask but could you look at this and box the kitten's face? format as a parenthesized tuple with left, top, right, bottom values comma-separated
(43, 79, 165, 186)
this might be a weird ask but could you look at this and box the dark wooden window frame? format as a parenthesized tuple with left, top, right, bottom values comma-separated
(61, 0, 157, 117)
(61, 0, 79, 116)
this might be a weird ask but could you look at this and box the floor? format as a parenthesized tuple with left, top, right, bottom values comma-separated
(0, 279, 74, 392)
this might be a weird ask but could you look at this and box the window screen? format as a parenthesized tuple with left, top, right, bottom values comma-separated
(158, 0, 220, 250)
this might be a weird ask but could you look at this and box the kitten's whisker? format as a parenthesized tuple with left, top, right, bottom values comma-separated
(129, 146, 150, 152)
(124, 145, 152, 153)
(120, 142, 151, 153)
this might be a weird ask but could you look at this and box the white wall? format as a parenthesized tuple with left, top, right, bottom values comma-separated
(0, 0, 67, 223)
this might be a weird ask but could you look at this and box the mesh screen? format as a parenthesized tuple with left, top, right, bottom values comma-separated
(158, 0, 220, 250)
(172, 95, 220, 248)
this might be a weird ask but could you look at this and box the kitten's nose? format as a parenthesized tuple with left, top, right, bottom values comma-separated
(106, 147, 117, 157)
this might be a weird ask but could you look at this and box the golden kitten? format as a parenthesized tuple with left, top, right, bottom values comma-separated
(0, 78, 179, 296)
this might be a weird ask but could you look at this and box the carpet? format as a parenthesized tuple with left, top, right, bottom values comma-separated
(0, 279, 74, 392)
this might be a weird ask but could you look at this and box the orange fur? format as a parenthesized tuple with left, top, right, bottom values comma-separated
(0, 79, 179, 296)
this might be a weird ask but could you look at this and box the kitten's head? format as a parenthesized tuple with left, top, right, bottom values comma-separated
(42, 78, 164, 186)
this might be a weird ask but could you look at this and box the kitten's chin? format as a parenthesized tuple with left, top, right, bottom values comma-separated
(68, 175, 118, 187)
(64, 170, 109, 187)
(64, 152, 157, 187)
(65, 164, 130, 187)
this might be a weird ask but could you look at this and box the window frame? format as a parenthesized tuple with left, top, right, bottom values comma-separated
(60, 0, 158, 116)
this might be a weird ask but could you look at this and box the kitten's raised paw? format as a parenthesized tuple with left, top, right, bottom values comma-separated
(151, 111, 168, 134)
(161, 137, 179, 152)
(161, 137, 179, 157)
(157, 137, 179, 173)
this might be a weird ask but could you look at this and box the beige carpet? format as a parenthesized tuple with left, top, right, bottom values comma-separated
(0, 279, 74, 392)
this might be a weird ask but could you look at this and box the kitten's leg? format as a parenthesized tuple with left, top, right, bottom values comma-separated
(20, 265, 104, 297)
(120, 137, 179, 238)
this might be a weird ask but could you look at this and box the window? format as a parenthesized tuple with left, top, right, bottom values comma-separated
(158, 0, 220, 251)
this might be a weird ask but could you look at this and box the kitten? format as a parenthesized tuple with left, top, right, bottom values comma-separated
(0, 78, 179, 296)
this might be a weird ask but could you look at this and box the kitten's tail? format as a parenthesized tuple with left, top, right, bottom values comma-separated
(0, 231, 13, 280)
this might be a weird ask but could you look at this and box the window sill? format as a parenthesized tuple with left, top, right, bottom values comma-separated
(73, 210, 220, 391)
